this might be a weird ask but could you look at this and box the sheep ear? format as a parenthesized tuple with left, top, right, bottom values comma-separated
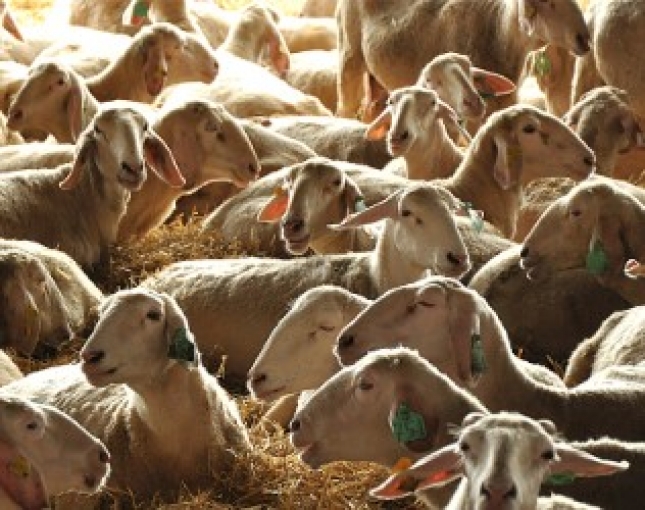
(471, 68, 516, 97)
(387, 385, 438, 454)
(370, 444, 462, 500)
(447, 287, 483, 387)
(265, 33, 290, 77)
(142, 40, 168, 97)
(143, 130, 186, 188)
(67, 78, 85, 143)
(549, 443, 629, 479)
(493, 132, 522, 190)
(518, 0, 539, 36)
(342, 176, 364, 218)
(364, 108, 392, 141)
(160, 293, 199, 367)
(1, 3, 23, 41)
(257, 189, 289, 223)
(329, 189, 401, 230)
(59, 133, 95, 190)
(436, 101, 472, 143)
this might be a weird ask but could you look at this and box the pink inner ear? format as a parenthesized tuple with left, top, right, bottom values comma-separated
(258, 193, 289, 222)
(365, 110, 392, 141)
(0, 442, 47, 510)
(472, 68, 516, 97)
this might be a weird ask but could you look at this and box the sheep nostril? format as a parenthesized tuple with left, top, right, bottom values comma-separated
(576, 33, 590, 53)
(84, 474, 96, 488)
(481, 486, 491, 499)
(82, 350, 105, 365)
(583, 156, 594, 167)
(447, 252, 463, 266)
(400, 130, 409, 141)
(505, 485, 518, 499)
(99, 448, 110, 464)
(249, 163, 258, 176)
(338, 334, 354, 350)
(288, 418, 301, 433)
(252, 373, 267, 386)
(9, 109, 22, 122)
(520, 246, 529, 258)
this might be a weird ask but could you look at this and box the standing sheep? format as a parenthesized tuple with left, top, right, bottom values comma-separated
(0, 102, 185, 268)
(2, 288, 249, 502)
(145, 183, 471, 379)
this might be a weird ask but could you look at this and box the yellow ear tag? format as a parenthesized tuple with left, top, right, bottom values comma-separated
(8, 455, 30, 479)
(391, 457, 413, 474)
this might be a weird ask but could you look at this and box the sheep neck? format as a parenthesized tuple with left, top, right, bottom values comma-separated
(404, 123, 464, 180)
(220, 16, 267, 63)
(369, 220, 429, 294)
(53, 84, 99, 144)
(86, 50, 150, 103)
(442, 127, 521, 238)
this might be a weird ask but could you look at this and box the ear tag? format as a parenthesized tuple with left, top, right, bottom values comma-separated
(545, 471, 576, 486)
(390, 403, 427, 444)
(586, 239, 609, 275)
(8, 456, 31, 479)
(471, 334, 487, 375)
(461, 202, 484, 233)
(130, 0, 150, 26)
(533, 51, 552, 78)
(391, 457, 413, 474)
(168, 327, 196, 363)
(354, 197, 367, 213)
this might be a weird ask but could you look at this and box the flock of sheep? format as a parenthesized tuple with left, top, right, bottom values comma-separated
(0, 0, 643, 508)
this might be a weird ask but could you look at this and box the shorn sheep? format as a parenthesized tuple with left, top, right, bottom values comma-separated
(144, 183, 471, 380)
(0, 102, 185, 268)
(0, 395, 110, 509)
(370, 411, 626, 510)
(336, 0, 590, 118)
(2, 288, 249, 502)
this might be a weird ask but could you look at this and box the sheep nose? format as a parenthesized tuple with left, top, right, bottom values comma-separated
(583, 155, 595, 167)
(481, 481, 517, 502)
(520, 246, 529, 258)
(337, 334, 354, 350)
(98, 447, 110, 464)
(121, 161, 143, 175)
(393, 130, 409, 143)
(82, 350, 105, 365)
(288, 418, 301, 433)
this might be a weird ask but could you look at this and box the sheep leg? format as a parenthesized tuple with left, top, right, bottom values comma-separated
(336, 2, 367, 118)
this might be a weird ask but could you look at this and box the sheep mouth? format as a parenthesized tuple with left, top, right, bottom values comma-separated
(81, 363, 119, 383)
(388, 139, 410, 157)
(253, 385, 287, 401)
(285, 234, 311, 254)
(117, 170, 144, 191)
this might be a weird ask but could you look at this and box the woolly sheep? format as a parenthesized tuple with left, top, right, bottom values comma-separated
(2, 288, 249, 501)
(334, 275, 564, 389)
(0, 238, 102, 355)
(371, 412, 626, 510)
(336, 0, 589, 118)
(0, 102, 185, 268)
(145, 183, 471, 379)
(564, 307, 645, 387)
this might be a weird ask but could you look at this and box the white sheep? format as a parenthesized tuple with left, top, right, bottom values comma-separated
(371, 411, 626, 510)
(300, 0, 338, 18)
(0, 102, 185, 268)
(336, 0, 589, 118)
(1, 287, 249, 501)
(0, 238, 102, 355)
(564, 307, 645, 387)
(145, 183, 471, 379)
(0, 395, 110, 509)
(284, 49, 338, 112)
(0, 143, 75, 173)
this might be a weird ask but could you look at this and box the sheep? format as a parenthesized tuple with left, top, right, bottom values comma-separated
(0, 395, 111, 509)
(284, 49, 338, 112)
(336, 0, 590, 118)
(370, 412, 626, 510)
(0, 350, 21, 386)
(0, 102, 185, 268)
(248, 285, 370, 403)
(117, 99, 261, 241)
(365, 86, 466, 180)
(0, 62, 28, 116)
(0, 238, 103, 356)
(300, 0, 338, 18)
(525, 44, 576, 117)
(291, 346, 645, 509)
(144, 183, 471, 380)
(0, 143, 75, 173)
(564, 307, 645, 387)
(1, 287, 249, 502)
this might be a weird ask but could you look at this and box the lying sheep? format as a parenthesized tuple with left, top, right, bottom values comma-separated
(145, 183, 471, 379)
(0, 238, 102, 355)
(336, 0, 589, 118)
(0, 395, 110, 509)
(2, 288, 249, 502)
(564, 307, 645, 387)
(0, 102, 185, 268)
(284, 49, 338, 112)
(371, 412, 626, 510)
(0, 143, 75, 172)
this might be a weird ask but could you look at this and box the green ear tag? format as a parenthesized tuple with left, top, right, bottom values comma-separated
(131, 0, 150, 25)
(471, 334, 487, 375)
(533, 51, 552, 78)
(354, 197, 367, 213)
(390, 403, 427, 444)
(461, 202, 484, 233)
(586, 240, 609, 275)
(168, 327, 196, 363)
(545, 471, 576, 486)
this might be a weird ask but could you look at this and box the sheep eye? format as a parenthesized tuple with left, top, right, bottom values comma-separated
(401, 210, 411, 217)
(57, 78, 65, 86)
(523, 124, 537, 134)
(570, 209, 582, 218)
(332, 178, 342, 187)
(143, 122, 149, 132)
(94, 125, 103, 136)
(541, 449, 555, 461)
(319, 325, 335, 332)
(358, 380, 374, 391)
(216, 132, 226, 142)
(460, 441, 470, 452)
(146, 310, 161, 321)
(415, 218, 423, 225)
(26, 421, 39, 431)
(418, 301, 435, 308)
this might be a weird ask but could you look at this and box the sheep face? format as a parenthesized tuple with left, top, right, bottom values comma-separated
(290, 348, 446, 468)
(0, 396, 110, 499)
(80, 289, 197, 388)
(0, 250, 71, 356)
(248, 286, 349, 401)
(137, 23, 219, 96)
(487, 107, 595, 190)
(154, 100, 260, 191)
(564, 87, 643, 176)
(518, 0, 590, 57)
(520, 179, 639, 279)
